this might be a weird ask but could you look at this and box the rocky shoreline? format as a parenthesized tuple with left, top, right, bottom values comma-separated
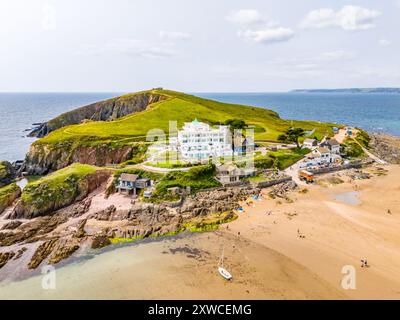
(0, 181, 260, 278)
(370, 133, 400, 164)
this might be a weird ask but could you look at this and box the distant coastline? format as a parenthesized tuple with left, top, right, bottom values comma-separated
(291, 88, 400, 94)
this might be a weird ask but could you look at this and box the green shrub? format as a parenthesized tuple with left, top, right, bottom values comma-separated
(355, 130, 371, 149)
(150, 164, 220, 202)
(343, 139, 364, 158)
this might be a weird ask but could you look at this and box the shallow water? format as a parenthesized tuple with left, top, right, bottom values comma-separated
(333, 191, 361, 206)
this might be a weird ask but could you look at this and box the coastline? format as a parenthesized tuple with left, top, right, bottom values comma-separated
(1, 90, 400, 299)
(1, 163, 400, 299)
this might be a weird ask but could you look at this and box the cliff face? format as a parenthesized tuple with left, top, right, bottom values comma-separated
(29, 92, 167, 138)
(23, 142, 138, 175)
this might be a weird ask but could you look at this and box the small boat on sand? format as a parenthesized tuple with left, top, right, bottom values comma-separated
(218, 247, 232, 281)
(218, 266, 232, 280)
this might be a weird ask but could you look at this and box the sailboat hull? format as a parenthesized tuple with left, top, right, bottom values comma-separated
(218, 267, 232, 280)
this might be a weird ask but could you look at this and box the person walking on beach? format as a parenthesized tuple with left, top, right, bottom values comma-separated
(361, 259, 369, 268)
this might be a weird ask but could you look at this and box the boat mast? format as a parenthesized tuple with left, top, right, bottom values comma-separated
(219, 247, 225, 268)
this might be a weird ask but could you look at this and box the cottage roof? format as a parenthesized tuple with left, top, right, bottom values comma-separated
(304, 138, 316, 144)
(217, 164, 238, 172)
(323, 138, 340, 146)
(316, 147, 330, 154)
(119, 173, 139, 182)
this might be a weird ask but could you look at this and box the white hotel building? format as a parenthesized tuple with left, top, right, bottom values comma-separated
(177, 119, 233, 161)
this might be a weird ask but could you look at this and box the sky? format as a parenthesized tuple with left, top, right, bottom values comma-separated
(0, 0, 399, 92)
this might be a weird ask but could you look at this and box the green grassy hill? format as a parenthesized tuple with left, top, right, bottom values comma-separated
(38, 89, 335, 145)
(24, 89, 337, 175)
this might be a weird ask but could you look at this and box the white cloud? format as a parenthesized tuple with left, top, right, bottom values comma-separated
(226, 9, 265, 25)
(396, 0, 400, 9)
(301, 5, 381, 30)
(322, 50, 356, 60)
(77, 39, 176, 59)
(379, 39, 391, 47)
(159, 31, 190, 41)
(238, 27, 295, 44)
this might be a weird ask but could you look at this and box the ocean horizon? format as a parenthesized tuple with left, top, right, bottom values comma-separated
(1, 91, 399, 162)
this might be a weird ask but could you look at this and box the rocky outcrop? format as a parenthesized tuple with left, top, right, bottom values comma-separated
(370, 134, 400, 164)
(88, 186, 260, 241)
(178, 186, 261, 216)
(88, 205, 116, 221)
(0, 161, 16, 187)
(10, 168, 110, 219)
(47, 238, 80, 265)
(91, 234, 111, 249)
(29, 92, 167, 138)
(0, 251, 15, 269)
(73, 219, 87, 239)
(0, 213, 68, 246)
(1, 220, 22, 230)
(28, 239, 58, 269)
(0, 183, 263, 270)
(14, 247, 27, 260)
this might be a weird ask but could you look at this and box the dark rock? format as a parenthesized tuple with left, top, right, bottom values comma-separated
(0, 213, 67, 246)
(63, 198, 92, 218)
(1, 220, 22, 230)
(91, 235, 111, 249)
(73, 219, 87, 238)
(13, 247, 27, 260)
(89, 205, 116, 221)
(48, 238, 80, 265)
(0, 251, 15, 269)
(28, 239, 58, 269)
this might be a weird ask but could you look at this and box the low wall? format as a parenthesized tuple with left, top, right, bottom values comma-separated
(220, 181, 249, 188)
(162, 197, 184, 208)
(308, 161, 365, 175)
(255, 177, 292, 188)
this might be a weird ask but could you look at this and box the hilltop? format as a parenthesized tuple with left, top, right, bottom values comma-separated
(23, 89, 335, 174)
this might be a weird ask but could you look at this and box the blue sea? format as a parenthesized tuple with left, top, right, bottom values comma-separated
(0, 92, 399, 162)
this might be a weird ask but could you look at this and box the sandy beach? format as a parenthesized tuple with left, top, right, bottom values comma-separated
(1, 164, 400, 299)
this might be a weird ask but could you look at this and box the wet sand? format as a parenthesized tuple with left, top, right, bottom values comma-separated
(1, 165, 400, 299)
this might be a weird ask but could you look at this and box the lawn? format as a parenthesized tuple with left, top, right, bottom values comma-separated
(254, 148, 310, 170)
